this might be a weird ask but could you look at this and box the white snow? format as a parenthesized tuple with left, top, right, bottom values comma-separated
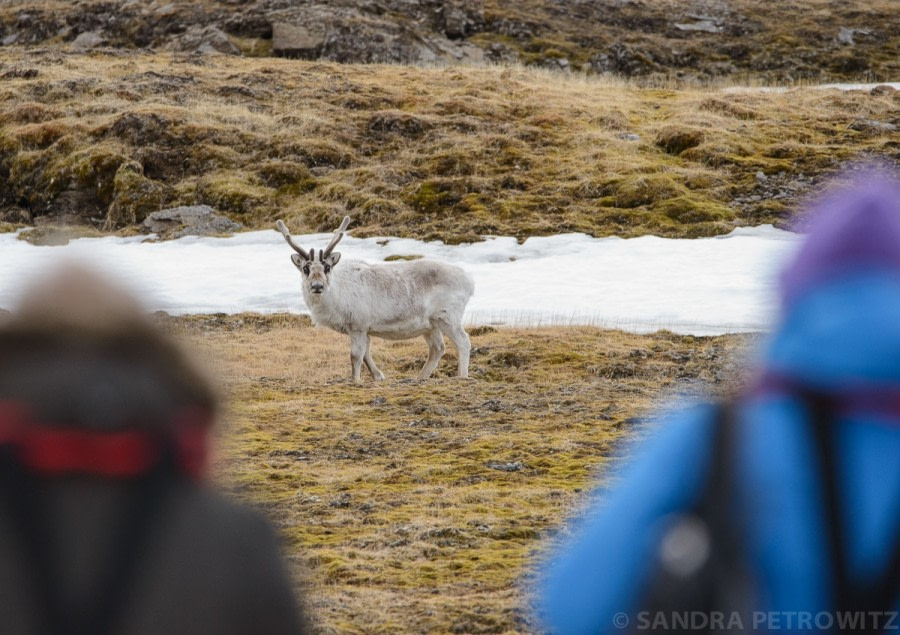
(0, 226, 801, 335)
(723, 81, 900, 94)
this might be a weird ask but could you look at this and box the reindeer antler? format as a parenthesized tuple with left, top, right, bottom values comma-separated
(322, 216, 351, 259)
(276, 220, 310, 260)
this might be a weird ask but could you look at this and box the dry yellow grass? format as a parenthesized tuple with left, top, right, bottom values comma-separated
(1, 50, 897, 243)
(161, 314, 754, 633)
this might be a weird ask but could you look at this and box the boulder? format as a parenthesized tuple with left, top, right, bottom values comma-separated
(870, 84, 897, 97)
(71, 30, 106, 49)
(142, 205, 241, 239)
(442, 0, 485, 39)
(848, 119, 897, 134)
(272, 23, 325, 59)
(168, 26, 240, 55)
(674, 19, 722, 34)
(837, 27, 870, 46)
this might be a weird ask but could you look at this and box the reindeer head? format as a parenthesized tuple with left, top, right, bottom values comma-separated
(276, 216, 350, 295)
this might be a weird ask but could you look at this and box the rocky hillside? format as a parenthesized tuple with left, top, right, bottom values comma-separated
(0, 50, 897, 243)
(0, 0, 897, 84)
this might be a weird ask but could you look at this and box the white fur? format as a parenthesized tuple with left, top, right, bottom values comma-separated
(296, 258, 474, 381)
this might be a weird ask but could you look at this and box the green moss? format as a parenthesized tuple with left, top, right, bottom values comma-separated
(357, 197, 405, 224)
(274, 138, 354, 168)
(426, 151, 476, 177)
(63, 143, 133, 204)
(655, 126, 705, 155)
(8, 150, 57, 205)
(658, 196, 733, 223)
(187, 143, 242, 172)
(229, 35, 273, 57)
(193, 171, 274, 215)
(0, 222, 22, 233)
(0, 102, 63, 125)
(544, 351, 585, 365)
(107, 160, 168, 227)
(255, 160, 314, 189)
(606, 174, 688, 208)
(404, 178, 467, 215)
(13, 120, 70, 150)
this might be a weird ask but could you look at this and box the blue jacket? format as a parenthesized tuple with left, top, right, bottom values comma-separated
(539, 175, 900, 634)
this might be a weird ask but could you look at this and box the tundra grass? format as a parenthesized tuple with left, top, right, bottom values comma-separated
(162, 314, 754, 633)
(1, 0, 897, 83)
(1, 50, 898, 242)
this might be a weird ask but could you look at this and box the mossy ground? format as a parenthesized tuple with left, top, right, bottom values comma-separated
(161, 314, 754, 633)
(0, 50, 897, 241)
(0, 0, 897, 83)
(479, 0, 899, 82)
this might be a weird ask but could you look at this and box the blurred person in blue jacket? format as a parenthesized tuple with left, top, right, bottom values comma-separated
(539, 171, 900, 634)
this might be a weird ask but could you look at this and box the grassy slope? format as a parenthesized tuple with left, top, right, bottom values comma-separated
(164, 314, 753, 633)
(480, 0, 900, 81)
(1, 50, 898, 242)
(0, 0, 897, 83)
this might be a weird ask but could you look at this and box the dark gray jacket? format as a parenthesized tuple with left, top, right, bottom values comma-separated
(0, 475, 308, 635)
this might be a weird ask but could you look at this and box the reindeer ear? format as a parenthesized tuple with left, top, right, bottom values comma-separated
(327, 252, 341, 267)
(291, 254, 305, 268)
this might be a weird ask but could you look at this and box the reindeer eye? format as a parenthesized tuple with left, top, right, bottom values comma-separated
(302, 264, 310, 275)
(324, 264, 331, 274)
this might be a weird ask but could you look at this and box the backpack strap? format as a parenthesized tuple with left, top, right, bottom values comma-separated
(802, 391, 900, 624)
(631, 400, 755, 631)
(700, 401, 758, 613)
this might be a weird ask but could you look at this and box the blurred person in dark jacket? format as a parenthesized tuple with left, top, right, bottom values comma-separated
(0, 267, 309, 635)
(539, 170, 900, 633)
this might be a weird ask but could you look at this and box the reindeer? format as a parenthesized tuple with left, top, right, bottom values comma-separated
(276, 217, 474, 382)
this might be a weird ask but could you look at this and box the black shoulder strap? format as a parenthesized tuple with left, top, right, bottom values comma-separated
(699, 401, 738, 526)
(702, 400, 758, 614)
(630, 400, 754, 632)
(0, 448, 177, 635)
(803, 392, 900, 623)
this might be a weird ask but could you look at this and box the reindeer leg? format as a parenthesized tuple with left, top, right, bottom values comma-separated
(364, 334, 385, 381)
(416, 329, 445, 380)
(349, 332, 367, 382)
(436, 316, 471, 378)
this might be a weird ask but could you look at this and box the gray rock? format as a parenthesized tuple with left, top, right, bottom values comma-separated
(870, 84, 897, 97)
(142, 205, 241, 239)
(837, 27, 870, 46)
(71, 31, 106, 49)
(154, 3, 177, 17)
(618, 132, 641, 141)
(168, 26, 240, 55)
(838, 26, 856, 45)
(443, 0, 485, 39)
(2, 33, 18, 46)
(266, 6, 487, 66)
(272, 23, 326, 59)
(674, 19, 722, 33)
(486, 460, 525, 472)
(848, 119, 897, 134)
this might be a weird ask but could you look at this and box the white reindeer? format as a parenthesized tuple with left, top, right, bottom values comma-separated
(276, 217, 474, 382)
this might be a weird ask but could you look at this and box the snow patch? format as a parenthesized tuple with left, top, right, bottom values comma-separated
(0, 226, 801, 335)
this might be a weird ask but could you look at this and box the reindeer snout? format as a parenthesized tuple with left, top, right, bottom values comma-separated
(311, 281, 325, 293)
